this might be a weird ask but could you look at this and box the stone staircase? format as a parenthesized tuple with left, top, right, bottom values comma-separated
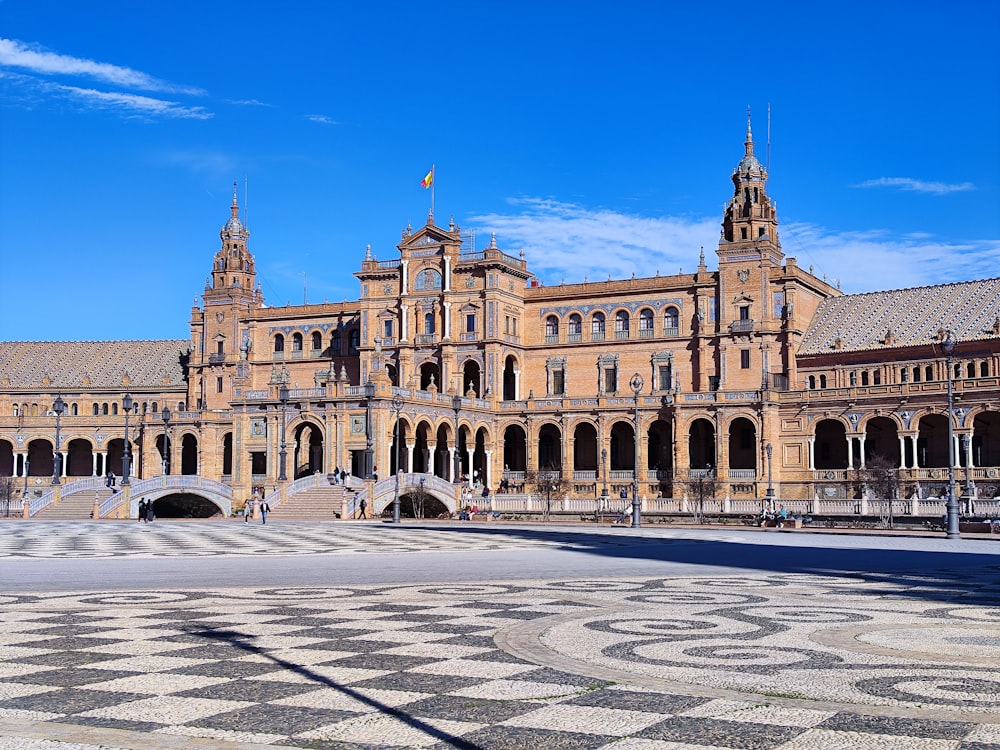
(271, 485, 356, 520)
(34, 487, 116, 520)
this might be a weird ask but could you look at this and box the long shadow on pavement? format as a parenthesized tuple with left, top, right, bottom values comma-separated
(398, 524, 1000, 606)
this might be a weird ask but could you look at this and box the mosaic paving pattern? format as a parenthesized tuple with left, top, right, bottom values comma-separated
(0, 521, 683, 560)
(1, 574, 999, 749)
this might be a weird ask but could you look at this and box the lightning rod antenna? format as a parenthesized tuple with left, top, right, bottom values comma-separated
(766, 104, 771, 173)
(244, 176, 249, 229)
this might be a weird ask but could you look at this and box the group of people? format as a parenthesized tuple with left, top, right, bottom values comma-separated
(331, 467, 349, 485)
(136, 499, 154, 522)
(243, 497, 271, 524)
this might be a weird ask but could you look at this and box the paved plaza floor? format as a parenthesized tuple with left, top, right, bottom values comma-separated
(0, 521, 998, 749)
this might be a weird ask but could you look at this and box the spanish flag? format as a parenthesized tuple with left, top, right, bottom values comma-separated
(421, 165, 434, 189)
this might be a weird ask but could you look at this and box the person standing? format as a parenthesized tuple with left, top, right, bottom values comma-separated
(333, 466, 340, 485)
(137, 499, 146, 522)
(145, 500, 154, 523)
(243, 499, 252, 523)
(259, 499, 270, 524)
(340, 468, 347, 484)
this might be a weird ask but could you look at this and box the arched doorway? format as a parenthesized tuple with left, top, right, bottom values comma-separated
(0, 440, 13, 476)
(917, 415, 948, 467)
(66, 438, 93, 477)
(573, 422, 598, 473)
(537, 424, 562, 470)
(181, 434, 198, 475)
(473, 427, 488, 486)
(503, 356, 518, 400)
(688, 418, 715, 471)
(503, 424, 526, 472)
(728, 417, 757, 471)
(434, 424, 449, 479)
(419, 362, 440, 391)
(413, 421, 433, 473)
(462, 360, 481, 397)
(647, 419, 672, 475)
(390, 419, 411, 475)
(222, 433, 233, 475)
(815, 419, 848, 469)
(864, 416, 900, 466)
(973, 411, 1000, 467)
(293, 422, 323, 478)
(609, 421, 636, 472)
(157, 434, 171, 474)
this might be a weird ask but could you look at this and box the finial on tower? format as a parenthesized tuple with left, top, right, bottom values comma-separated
(364, 244, 372, 261)
(232, 180, 238, 206)
(489, 232, 497, 249)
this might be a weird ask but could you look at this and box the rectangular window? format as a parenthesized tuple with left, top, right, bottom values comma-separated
(216, 376, 223, 393)
(739, 306, 750, 321)
(552, 369, 565, 395)
(466, 314, 475, 333)
(658, 365, 672, 391)
(873, 370, 881, 385)
(604, 368, 617, 393)
(384, 320, 393, 338)
(217, 341, 224, 355)
(740, 350, 751, 369)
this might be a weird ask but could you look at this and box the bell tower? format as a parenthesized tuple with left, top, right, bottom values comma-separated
(189, 182, 262, 411)
(719, 110, 781, 259)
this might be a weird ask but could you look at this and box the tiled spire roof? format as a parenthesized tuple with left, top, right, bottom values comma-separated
(799, 278, 1000, 355)
(0, 340, 189, 390)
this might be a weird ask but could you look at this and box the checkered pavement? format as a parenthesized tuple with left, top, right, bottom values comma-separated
(2, 577, 999, 749)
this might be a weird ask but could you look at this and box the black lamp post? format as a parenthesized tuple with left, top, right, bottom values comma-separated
(962, 433, 974, 513)
(121, 394, 133, 486)
(629, 372, 643, 527)
(392, 394, 403, 523)
(51, 395, 65, 485)
(601, 447, 609, 510)
(764, 442, 774, 513)
(161, 407, 171, 475)
(941, 330, 960, 539)
(363, 379, 376, 480)
(278, 384, 289, 481)
(452, 393, 462, 484)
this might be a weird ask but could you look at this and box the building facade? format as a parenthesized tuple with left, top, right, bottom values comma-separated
(2, 120, 999, 517)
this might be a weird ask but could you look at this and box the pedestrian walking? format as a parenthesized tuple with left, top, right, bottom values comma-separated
(243, 499, 252, 523)
(145, 500, 154, 523)
(137, 499, 146, 522)
(106, 471, 116, 488)
(340, 468, 347, 484)
(259, 500, 270, 524)
(358, 497, 367, 519)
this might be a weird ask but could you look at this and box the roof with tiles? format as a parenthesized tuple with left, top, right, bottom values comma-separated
(0, 340, 189, 390)
(798, 278, 1000, 356)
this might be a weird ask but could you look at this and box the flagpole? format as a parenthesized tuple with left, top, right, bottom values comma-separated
(431, 164, 435, 217)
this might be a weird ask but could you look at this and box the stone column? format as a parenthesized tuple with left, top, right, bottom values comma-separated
(846, 437, 854, 470)
(858, 436, 866, 469)
(807, 438, 815, 470)
(484, 449, 493, 489)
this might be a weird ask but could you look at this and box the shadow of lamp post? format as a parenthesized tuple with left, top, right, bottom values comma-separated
(161, 407, 171, 475)
(629, 372, 643, 527)
(392, 394, 403, 523)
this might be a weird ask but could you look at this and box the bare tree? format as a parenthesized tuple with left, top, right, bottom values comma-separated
(853, 454, 909, 528)
(686, 466, 717, 524)
(411, 477, 427, 519)
(526, 467, 564, 522)
(0, 477, 13, 517)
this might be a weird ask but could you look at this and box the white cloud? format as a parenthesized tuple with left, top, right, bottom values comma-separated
(56, 84, 212, 119)
(306, 114, 339, 125)
(467, 198, 1000, 294)
(853, 177, 975, 194)
(0, 38, 204, 95)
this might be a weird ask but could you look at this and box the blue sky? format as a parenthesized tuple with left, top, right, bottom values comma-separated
(1, 0, 998, 342)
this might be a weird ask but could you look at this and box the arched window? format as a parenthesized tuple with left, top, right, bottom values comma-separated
(568, 313, 582, 341)
(273, 333, 285, 353)
(152, 402, 159, 414)
(93, 403, 100, 416)
(71, 403, 78, 416)
(968, 362, 976, 378)
(861, 371, 869, 386)
(982, 361, 990, 377)
(913, 367, 921, 382)
(808, 375, 816, 390)
(348, 329, 360, 353)
(101, 403, 108, 415)
(819, 374, 827, 388)
(12, 405, 18, 417)
(849, 372, 857, 387)
(292, 332, 303, 351)
(639, 309, 654, 337)
(925, 365, 933, 381)
(330, 332, 341, 355)
(614, 311, 630, 339)
(414, 268, 442, 291)
(311, 331, 322, 350)
(664, 307, 679, 334)
(592, 312, 606, 340)
(544, 315, 559, 342)
(112, 403, 118, 415)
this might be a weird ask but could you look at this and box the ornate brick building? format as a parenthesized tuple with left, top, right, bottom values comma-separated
(2, 120, 998, 518)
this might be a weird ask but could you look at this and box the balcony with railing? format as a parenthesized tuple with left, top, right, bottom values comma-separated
(414, 334, 437, 346)
(545, 334, 560, 344)
(615, 329, 630, 340)
(729, 319, 756, 334)
(591, 330, 606, 341)
(663, 326, 680, 337)
(638, 327, 654, 339)
(567, 333, 582, 343)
